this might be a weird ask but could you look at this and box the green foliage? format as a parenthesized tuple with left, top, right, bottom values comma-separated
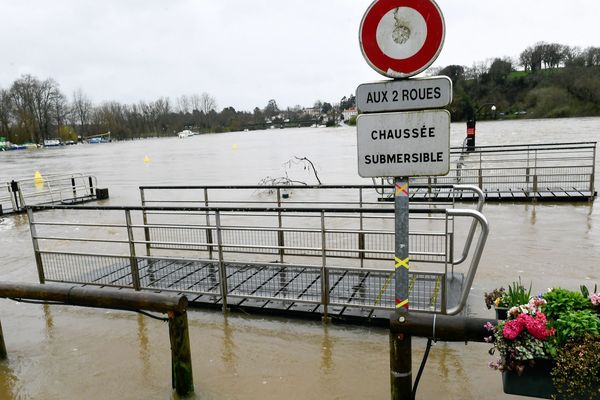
(347, 115, 357, 126)
(550, 310, 600, 348)
(505, 279, 532, 308)
(551, 335, 600, 400)
(543, 288, 593, 322)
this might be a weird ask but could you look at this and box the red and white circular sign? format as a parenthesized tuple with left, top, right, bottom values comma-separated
(359, 0, 445, 78)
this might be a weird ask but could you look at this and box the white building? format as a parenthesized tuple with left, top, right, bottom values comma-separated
(342, 107, 358, 121)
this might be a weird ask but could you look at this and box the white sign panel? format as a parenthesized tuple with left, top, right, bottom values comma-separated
(357, 110, 450, 177)
(356, 76, 452, 113)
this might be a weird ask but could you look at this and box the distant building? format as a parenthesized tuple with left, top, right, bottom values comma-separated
(303, 107, 320, 117)
(342, 107, 358, 121)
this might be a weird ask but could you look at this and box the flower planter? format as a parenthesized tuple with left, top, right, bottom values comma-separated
(502, 359, 555, 399)
(495, 307, 508, 320)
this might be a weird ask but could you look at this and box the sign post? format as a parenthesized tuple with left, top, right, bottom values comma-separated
(357, 1, 447, 398)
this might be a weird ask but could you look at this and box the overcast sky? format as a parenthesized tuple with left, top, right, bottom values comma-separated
(1, 0, 598, 111)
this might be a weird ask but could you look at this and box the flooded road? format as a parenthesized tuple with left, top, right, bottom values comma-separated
(0, 117, 598, 399)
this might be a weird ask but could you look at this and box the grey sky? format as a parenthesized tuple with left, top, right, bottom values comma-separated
(1, 0, 598, 111)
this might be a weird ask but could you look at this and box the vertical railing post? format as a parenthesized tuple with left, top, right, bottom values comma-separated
(478, 168, 483, 189)
(215, 210, 228, 311)
(168, 310, 194, 397)
(320, 211, 329, 319)
(10, 180, 20, 212)
(276, 188, 284, 263)
(88, 176, 95, 196)
(204, 188, 214, 259)
(125, 210, 141, 291)
(590, 144, 596, 196)
(71, 177, 77, 201)
(359, 188, 365, 268)
(139, 189, 152, 257)
(27, 208, 45, 284)
(139, 189, 155, 285)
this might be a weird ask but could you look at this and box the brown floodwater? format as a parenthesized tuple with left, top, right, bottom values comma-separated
(0, 117, 598, 399)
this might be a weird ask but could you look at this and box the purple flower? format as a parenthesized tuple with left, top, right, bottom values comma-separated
(484, 321, 494, 331)
(484, 335, 493, 343)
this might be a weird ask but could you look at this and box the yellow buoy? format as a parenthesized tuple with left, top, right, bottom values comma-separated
(144, 155, 150, 164)
(34, 171, 44, 189)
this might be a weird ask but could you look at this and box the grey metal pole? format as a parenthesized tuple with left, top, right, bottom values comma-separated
(390, 176, 411, 400)
(125, 210, 142, 291)
(215, 210, 228, 311)
(27, 208, 46, 284)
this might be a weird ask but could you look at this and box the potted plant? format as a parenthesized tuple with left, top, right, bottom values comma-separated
(484, 279, 531, 320)
(486, 286, 600, 399)
(486, 296, 556, 398)
(484, 287, 509, 319)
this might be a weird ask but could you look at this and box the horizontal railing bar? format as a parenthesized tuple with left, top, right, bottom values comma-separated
(34, 236, 130, 244)
(38, 250, 130, 259)
(28, 205, 449, 214)
(32, 221, 126, 228)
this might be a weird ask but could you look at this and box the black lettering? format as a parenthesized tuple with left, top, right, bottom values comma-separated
(380, 91, 388, 102)
(392, 90, 398, 102)
(366, 92, 373, 103)
(434, 87, 441, 99)
(371, 130, 377, 140)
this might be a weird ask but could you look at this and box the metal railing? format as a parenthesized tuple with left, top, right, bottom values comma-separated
(0, 173, 98, 215)
(27, 203, 488, 315)
(412, 141, 596, 194)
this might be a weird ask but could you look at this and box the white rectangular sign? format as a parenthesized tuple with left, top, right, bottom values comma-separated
(356, 110, 450, 177)
(356, 76, 452, 113)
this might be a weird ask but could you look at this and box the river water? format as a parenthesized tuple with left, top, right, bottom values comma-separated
(0, 117, 598, 399)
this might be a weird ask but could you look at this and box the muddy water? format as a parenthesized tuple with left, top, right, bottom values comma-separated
(0, 117, 598, 399)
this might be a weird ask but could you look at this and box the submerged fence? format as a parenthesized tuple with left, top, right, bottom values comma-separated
(28, 192, 488, 315)
(0, 173, 99, 215)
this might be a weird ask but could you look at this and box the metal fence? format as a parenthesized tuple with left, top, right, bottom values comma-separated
(28, 202, 488, 315)
(1, 173, 98, 215)
(410, 141, 596, 194)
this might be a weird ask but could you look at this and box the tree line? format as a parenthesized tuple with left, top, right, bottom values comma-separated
(430, 42, 600, 121)
(0, 74, 356, 145)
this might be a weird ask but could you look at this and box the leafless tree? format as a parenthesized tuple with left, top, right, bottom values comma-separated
(199, 92, 217, 114)
(72, 88, 92, 136)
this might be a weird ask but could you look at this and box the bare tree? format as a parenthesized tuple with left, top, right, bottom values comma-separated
(176, 95, 191, 114)
(72, 88, 92, 136)
(199, 92, 217, 114)
(0, 89, 12, 137)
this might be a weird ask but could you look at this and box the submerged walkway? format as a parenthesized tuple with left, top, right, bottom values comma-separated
(80, 258, 466, 326)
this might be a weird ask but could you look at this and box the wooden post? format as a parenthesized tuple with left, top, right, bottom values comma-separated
(0, 319, 7, 360)
(168, 311, 194, 396)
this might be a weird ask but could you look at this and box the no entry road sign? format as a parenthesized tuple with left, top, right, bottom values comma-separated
(356, 109, 450, 177)
(356, 76, 452, 113)
(359, 0, 445, 78)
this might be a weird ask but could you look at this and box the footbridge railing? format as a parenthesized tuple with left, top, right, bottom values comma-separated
(0, 173, 99, 215)
(27, 202, 488, 316)
(374, 141, 596, 197)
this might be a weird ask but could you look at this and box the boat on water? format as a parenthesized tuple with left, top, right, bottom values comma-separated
(88, 137, 109, 144)
(177, 129, 193, 138)
(43, 139, 62, 147)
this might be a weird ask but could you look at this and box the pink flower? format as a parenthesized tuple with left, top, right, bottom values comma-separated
(502, 312, 554, 341)
(484, 322, 495, 331)
(502, 319, 524, 340)
(591, 293, 600, 307)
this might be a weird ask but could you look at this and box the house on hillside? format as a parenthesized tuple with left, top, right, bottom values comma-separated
(342, 107, 358, 121)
